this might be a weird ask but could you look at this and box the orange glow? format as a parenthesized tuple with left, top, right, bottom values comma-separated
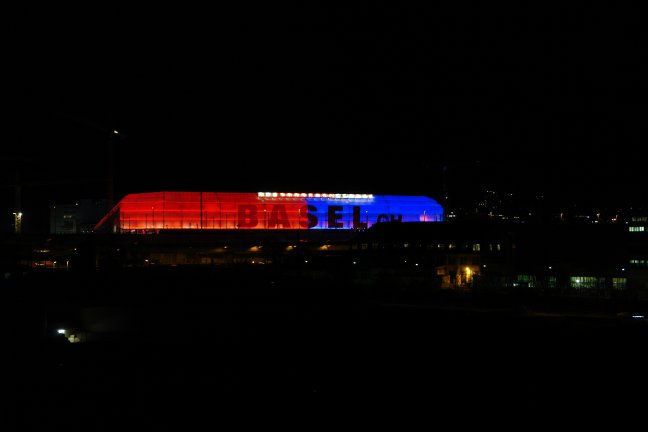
(105, 192, 307, 231)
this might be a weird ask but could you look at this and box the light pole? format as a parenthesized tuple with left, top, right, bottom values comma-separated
(14, 168, 21, 233)
(51, 112, 125, 208)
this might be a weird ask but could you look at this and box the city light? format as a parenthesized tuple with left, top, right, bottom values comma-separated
(12, 212, 23, 234)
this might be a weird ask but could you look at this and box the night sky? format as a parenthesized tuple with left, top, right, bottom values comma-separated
(4, 4, 648, 232)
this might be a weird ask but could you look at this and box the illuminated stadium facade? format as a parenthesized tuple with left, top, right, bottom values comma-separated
(95, 192, 444, 232)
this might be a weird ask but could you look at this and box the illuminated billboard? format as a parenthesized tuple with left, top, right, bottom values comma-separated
(95, 192, 443, 232)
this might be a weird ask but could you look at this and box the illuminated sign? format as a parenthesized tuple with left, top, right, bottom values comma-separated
(95, 192, 443, 231)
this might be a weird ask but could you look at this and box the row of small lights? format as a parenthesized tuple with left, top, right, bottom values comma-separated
(258, 192, 374, 199)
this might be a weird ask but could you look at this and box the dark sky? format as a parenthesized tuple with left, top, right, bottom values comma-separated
(4, 4, 648, 232)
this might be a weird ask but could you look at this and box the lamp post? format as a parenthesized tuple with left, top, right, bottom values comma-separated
(104, 127, 124, 210)
(14, 168, 21, 233)
(51, 113, 124, 208)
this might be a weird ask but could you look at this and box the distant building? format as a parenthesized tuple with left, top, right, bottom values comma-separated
(628, 215, 648, 233)
(50, 199, 109, 234)
(353, 221, 638, 296)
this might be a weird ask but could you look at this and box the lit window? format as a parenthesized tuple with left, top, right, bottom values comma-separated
(472, 243, 480, 251)
(612, 278, 627, 290)
(629, 226, 645, 232)
(517, 274, 537, 287)
(570, 276, 603, 289)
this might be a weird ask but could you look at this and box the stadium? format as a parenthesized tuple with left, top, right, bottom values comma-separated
(95, 191, 444, 233)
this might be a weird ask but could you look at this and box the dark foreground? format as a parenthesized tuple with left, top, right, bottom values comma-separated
(4, 267, 648, 427)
